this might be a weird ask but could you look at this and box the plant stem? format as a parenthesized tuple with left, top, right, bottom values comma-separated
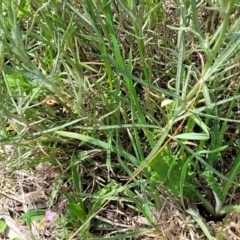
(204, 1, 237, 71)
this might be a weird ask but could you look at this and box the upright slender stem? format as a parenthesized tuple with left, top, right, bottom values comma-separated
(204, 1, 236, 71)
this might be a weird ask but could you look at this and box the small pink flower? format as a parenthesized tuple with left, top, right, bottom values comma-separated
(45, 210, 55, 222)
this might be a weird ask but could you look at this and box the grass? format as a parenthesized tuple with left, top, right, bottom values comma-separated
(0, 0, 240, 239)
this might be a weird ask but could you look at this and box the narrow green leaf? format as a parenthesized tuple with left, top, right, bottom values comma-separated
(105, 54, 180, 99)
(186, 209, 214, 240)
(71, 157, 81, 193)
(181, 144, 239, 185)
(190, 114, 209, 135)
(92, 229, 153, 240)
(19, 210, 45, 223)
(202, 84, 213, 109)
(90, 183, 118, 213)
(223, 153, 240, 199)
(55, 131, 139, 166)
(174, 133, 209, 140)
(180, 156, 193, 208)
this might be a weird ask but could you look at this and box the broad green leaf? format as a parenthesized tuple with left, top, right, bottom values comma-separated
(149, 147, 193, 197)
(68, 203, 86, 223)
(0, 220, 7, 233)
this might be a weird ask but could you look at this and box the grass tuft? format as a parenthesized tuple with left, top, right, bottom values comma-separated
(0, 0, 240, 239)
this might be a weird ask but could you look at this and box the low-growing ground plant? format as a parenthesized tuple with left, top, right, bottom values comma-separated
(0, 0, 240, 239)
